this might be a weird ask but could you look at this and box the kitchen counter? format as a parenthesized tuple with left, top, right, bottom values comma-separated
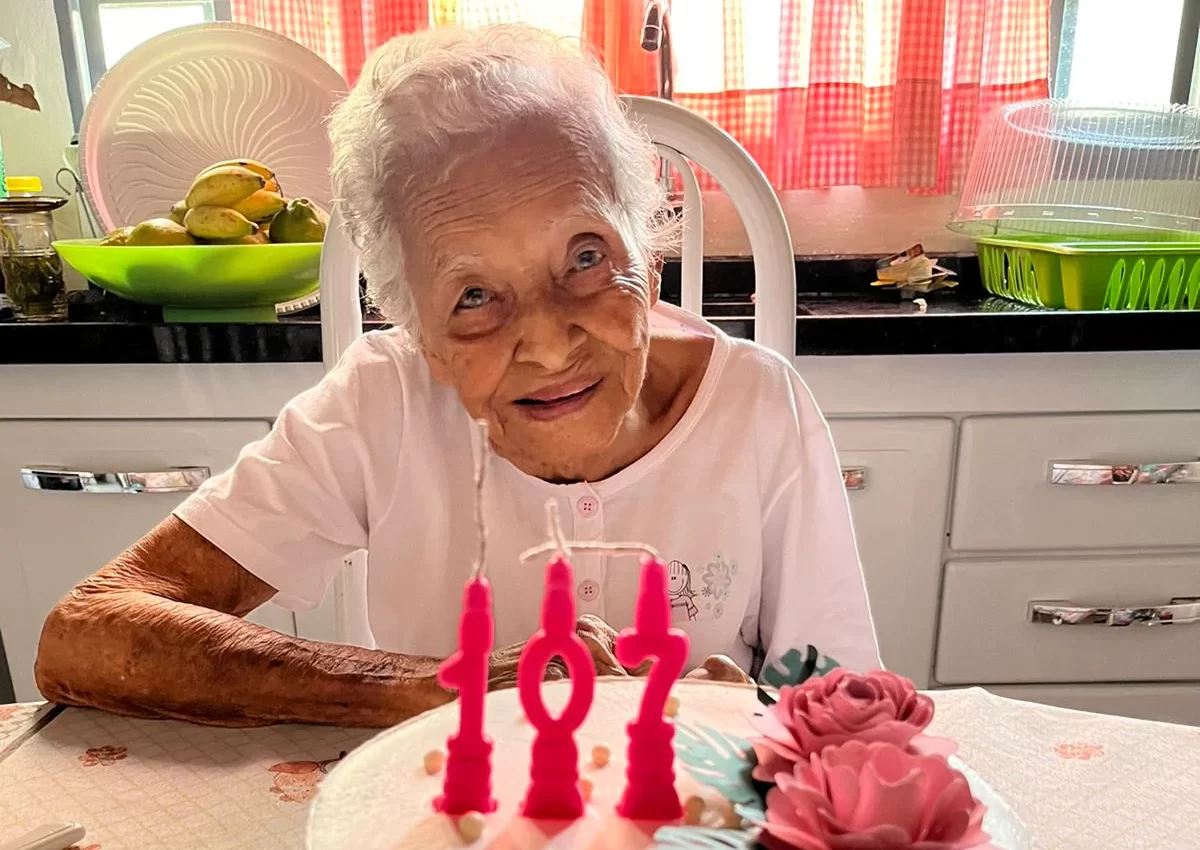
(2, 258, 1198, 363)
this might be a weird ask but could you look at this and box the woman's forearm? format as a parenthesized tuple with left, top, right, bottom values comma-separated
(35, 588, 452, 727)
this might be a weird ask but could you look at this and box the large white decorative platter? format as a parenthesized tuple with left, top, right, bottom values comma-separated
(308, 678, 1032, 850)
(80, 22, 347, 232)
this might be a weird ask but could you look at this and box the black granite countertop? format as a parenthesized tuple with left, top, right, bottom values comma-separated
(1, 257, 1198, 364)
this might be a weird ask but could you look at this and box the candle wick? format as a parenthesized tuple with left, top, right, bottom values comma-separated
(518, 539, 660, 564)
(545, 500, 570, 558)
(471, 419, 490, 580)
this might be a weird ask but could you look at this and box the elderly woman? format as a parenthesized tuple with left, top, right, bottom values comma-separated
(34, 25, 877, 727)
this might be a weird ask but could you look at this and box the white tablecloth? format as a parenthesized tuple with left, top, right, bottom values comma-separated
(0, 688, 1196, 849)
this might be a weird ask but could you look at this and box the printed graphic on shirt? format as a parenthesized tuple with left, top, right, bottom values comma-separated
(667, 560, 699, 621)
(668, 554, 738, 623)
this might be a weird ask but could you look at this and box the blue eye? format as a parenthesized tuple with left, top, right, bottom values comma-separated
(456, 287, 492, 310)
(573, 248, 604, 270)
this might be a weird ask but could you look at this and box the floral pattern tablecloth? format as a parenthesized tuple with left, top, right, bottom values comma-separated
(0, 703, 55, 761)
(0, 707, 375, 850)
(0, 688, 1197, 850)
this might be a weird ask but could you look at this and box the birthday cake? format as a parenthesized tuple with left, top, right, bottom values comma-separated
(307, 676, 1031, 850)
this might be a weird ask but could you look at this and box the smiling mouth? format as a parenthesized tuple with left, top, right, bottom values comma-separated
(514, 378, 603, 421)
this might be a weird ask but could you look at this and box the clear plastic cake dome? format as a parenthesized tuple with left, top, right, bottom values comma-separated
(949, 100, 1200, 239)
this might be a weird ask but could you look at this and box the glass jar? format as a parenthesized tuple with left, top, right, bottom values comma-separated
(0, 192, 69, 322)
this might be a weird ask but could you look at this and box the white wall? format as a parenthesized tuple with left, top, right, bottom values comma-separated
(1, 1, 88, 284)
(701, 189, 972, 258)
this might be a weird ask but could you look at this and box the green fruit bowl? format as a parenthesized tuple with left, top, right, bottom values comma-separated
(53, 239, 321, 322)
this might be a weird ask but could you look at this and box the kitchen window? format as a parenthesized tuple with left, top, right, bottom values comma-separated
(58, 2, 1200, 165)
(55, 0, 233, 127)
(1051, 0, 1200, 104)
(46, 0, 1200, 254)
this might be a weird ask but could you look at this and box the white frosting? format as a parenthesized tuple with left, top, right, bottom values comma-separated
(307, 678, 763, 850)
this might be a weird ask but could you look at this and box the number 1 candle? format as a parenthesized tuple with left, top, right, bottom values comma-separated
(615, 556, 689, 821)
(517, 554, 596, 820)
(433, 420, 496, 816)
(433, 576, 497, 815)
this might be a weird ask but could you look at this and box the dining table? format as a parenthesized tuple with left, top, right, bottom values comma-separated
(0, 686, 1196, 850)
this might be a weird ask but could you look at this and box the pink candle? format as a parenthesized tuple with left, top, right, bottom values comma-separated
(517, 554, 596, 820)
(614, 556, 689, 821)
(433, 577, 497, 815)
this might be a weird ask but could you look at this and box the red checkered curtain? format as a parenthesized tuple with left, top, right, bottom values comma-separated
(230, 0, 429, 83)
(582, 0, 658, 98)
(671, 0, 1050, 192)
(233, 0, 1050, 193)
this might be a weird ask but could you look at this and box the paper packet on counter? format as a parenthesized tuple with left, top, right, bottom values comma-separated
(871, 244, 957, 294)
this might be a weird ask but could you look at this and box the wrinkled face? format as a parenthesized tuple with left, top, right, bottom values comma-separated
(403, 125, 658, 481)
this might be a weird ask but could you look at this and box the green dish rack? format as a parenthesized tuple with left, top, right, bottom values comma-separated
(975, 235, 1200, 311)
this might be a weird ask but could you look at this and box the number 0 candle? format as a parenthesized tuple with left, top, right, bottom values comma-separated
(615, 556, 689, 821)
(517, 554, 596, 820)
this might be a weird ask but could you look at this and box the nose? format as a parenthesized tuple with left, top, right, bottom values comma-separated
(513, 299, 582, 372)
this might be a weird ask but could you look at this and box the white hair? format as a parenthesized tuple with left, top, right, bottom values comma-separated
(328, 24, 676, 332)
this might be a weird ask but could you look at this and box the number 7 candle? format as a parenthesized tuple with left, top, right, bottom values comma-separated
(615, 556, 689, 820)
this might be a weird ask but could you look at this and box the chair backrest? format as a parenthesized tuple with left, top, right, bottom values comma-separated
(319, 95, 795, 371)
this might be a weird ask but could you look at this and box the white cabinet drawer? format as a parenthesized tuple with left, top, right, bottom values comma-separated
(951, 413, 1200, 552)
(829, 418, 955, 687)
(0, 420, 281, 702)
(935, 556, 1200, 685)
(983, 683, 1200, 726)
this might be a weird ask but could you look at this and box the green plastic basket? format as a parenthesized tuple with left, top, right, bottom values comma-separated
(975, 235, 1200, 311)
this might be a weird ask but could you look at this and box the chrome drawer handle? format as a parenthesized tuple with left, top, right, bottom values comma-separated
(1029, 598, 1200, 627)
(21, 466, 210, 494)
(842, 467, 866, 491)
(1049, 461, 1200, 486)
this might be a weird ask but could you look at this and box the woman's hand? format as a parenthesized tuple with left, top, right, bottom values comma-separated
(685, 654, 752, 684)
(486, 615, 631, 691)
(574, 614, 630, 677)
(486, 640, 544, 691)
(485, 617, 751, 690)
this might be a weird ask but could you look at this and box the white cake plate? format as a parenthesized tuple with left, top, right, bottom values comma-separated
(307, 678, 1032, 850)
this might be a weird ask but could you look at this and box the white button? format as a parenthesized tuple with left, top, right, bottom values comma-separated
(577, 579, 600, 601)
(577, 496, 599, 517)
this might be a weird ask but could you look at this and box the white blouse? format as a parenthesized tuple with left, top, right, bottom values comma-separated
(175, 304, 880, 678)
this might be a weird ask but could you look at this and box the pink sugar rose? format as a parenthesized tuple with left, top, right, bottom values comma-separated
(752, 669, 947, 782)
(760, 740, 993, 850)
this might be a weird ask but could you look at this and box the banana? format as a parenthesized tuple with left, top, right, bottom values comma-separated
(99, 226, 133, 246)
(184, 205, 257, 240)
(230, 189, 286, 222)
(200, 159, 280, 194)
(168, 200, 188, 226)
(185, 166, 265, 209)
(206, 232, 269, 245)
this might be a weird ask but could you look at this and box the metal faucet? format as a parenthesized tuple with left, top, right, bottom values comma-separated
(641, 1, 673, 102)
(641, 2, 678, 204)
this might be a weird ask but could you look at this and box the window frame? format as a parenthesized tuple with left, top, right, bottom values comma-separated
(54, 0, 233, 130)
(1051, 0, 1200, 104)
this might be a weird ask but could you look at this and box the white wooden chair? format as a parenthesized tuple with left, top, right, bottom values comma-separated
(312, 96, 795, 646)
